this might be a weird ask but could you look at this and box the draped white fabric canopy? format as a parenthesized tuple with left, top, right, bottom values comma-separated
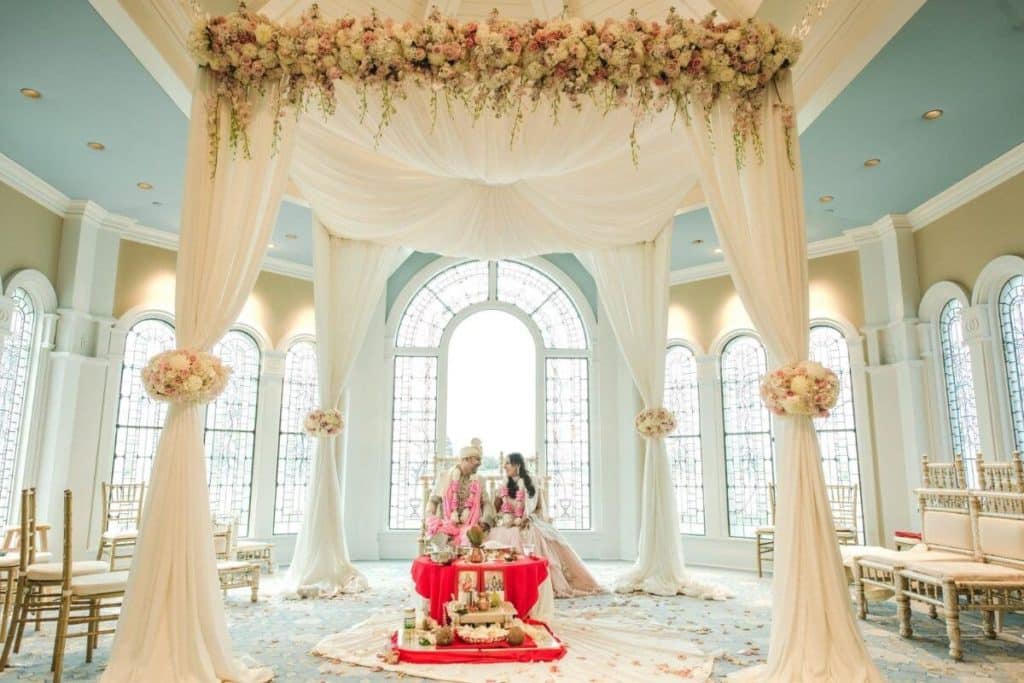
(104, 53, 881, 683)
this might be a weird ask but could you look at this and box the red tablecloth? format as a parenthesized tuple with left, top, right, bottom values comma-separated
(411, 556, 548, 623)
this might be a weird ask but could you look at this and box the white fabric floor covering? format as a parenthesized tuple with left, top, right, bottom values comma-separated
(313, 610, 713, 682)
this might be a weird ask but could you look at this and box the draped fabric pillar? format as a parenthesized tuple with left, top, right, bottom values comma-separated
(103, 72, 296, 682)
(685, 72, 882, 681)
(582, 230, 725, 598)
(288, 224, 405, 593)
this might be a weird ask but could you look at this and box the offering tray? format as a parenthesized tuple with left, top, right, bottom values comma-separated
(449, 601, 516, 627)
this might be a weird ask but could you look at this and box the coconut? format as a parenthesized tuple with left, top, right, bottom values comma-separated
(435, 626, 454, 646)
(506, 626, 525, 646)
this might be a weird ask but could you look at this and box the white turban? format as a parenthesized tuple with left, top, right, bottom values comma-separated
(459, 438, 482, 460)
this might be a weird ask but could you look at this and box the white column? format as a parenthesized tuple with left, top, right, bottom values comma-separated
(846, 333, 883, 545)
(697, 353, 727, 539)
(963, 304, 1013, 463)
(250, 350, 285, 542)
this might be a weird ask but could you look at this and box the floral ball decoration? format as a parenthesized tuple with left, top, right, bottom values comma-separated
(635, 407, 678, 438)
(142, 349, 232, 404)
(304, 408, 345, 437)
(760, 360, 840, 418)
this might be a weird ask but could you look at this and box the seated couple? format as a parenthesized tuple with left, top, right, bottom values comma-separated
(426, 439, 601, 598)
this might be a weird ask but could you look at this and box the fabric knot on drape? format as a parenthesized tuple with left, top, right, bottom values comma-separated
(634, 406, 678, 439)
(141, 349, 231, 404)
(759, 360, 840, 419)
(303, 408, 345, 437)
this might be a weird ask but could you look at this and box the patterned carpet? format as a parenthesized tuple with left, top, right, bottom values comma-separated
(3, 561, 1022, 681)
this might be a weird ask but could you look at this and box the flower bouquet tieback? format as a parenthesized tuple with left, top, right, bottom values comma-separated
(635, 406, 678, 438)
(304, 408, 344, 437)
(142, 349, 231, 404)
(760, 360, 839, 418)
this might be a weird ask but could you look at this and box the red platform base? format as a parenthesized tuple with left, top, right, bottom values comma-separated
(391, 622, 567, 664)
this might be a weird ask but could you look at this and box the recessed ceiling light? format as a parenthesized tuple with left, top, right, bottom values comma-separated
(922, 109, 943, 120)
(268, 243, 277, 249)
(136, 182, 153, 190)
(152, 201, 162, 206)
(713, 248, 722, 254)
(691, 238, 704, 245)
(864, 158, 880, 167)
(819, 195, 834, 203)
(19, 88, 41, 99)
(87, 141, 105, 151)
(284, 233, 298, 241)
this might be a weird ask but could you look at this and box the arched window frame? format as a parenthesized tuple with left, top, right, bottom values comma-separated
(664, 339, 705, 535)
(0, 270, 57, 528)
(385, 257, 597, 533)
(272, 334, 318, 535)
(204, 325, 266, 537)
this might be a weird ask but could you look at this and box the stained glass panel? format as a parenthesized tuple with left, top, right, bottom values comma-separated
(112, 319, 175, 487)
(664, 344, 704, 535)
(545, 358, 590, 530)
(809, 325, 864, 541)
(721, 335, 774, 538)
(389, 355, 439, 529)
(274, 341, 318, 534)
(0, 289, 37, 528)
(205, 330, 260, 536)
(939, 299, 981, 486)
(497, 261, 586, 349)
(396, 262, 489, 348)
(999, 275, 1024, 451)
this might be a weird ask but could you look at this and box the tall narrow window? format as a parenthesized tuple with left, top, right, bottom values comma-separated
(721, 335, 774, 538)
(809, 324, 863, 540)
(0, 289, 38, 527)
(664, 344, 704, 535)
(389, 355, 439, 529)
(204, 330, 260, 536)
(939, 299, 981, 485)
(112, 319, 176, 487)
(999, 275, 1024, 451)
(274, 340, 318, 534)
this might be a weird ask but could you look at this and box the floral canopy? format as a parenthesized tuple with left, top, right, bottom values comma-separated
(101, 4, 882, 683)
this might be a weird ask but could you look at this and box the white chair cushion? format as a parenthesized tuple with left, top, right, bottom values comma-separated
(236, 541, 272, 551)
(755, 526, 774, 535)
(0, 555, 18, 568)
(26, 560, 109, 580)
(101, 529, 138, 541)
(978, 516, 1024, 562)
(856, 549, 968, 570)
(903, 560, 1024, 583)
(922, 509, 973, 552)
(217, 560, 254, 571)
(71, 571, 129, 597)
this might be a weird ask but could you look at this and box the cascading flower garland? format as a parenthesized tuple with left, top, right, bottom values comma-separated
(635, 406, 678, 438)
(760, 360, 839, 418)
(142, 349, 232, 404)
(496, 484, 527, 527)
(188, 4, 801, 168)
(303, 407, 344, 436)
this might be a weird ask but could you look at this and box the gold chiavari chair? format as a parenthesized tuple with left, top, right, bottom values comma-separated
(96, 482, 145, 571)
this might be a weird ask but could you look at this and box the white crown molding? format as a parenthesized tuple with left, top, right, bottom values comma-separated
(907, 142, 1024, 230)
(0, 153, 71, 216)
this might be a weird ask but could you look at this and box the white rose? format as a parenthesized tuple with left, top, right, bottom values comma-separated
(781, 395, 804, 414)
(789, 375, 811, 395)
(185, 375, 203, 392)
(168, 354, 189, 371)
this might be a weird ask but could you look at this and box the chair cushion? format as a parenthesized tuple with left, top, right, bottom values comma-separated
(922, 509, 973, 552)
(903, 560, 1024, 583)
(217, 560, 255, 572)
(0, 555, 18, 568)
(26, 560, 109, 580)
(978, 516, 1024, 562)
(894, 529, 923, 540)
(236, 541, 272, 551)
(755, 526, 775, 535)
(856, 549, 969, 570)
(101, 530, 138, 541)
(71, 571, 129, 596)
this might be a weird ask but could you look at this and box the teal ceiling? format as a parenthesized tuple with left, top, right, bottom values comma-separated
(2, 0, 1022, 273)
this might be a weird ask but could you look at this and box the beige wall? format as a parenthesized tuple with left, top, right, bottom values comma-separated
(113, 241, 315, 348)
(668, 251, 865, 352)
(0, 183, 63, 285)
(915, 172, 1024, 293)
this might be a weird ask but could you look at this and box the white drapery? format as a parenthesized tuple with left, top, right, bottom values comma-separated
(288, 224, 405, 593)
(686, 74, 882, 681)
(102, 72, 296, 683)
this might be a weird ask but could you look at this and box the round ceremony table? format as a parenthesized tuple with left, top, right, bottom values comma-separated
(411, 556, 549, 624)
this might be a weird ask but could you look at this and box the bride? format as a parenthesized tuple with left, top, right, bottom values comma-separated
(488, 452, 602, 598)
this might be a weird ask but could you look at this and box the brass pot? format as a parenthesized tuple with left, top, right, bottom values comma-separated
(469, 546, 484, 563)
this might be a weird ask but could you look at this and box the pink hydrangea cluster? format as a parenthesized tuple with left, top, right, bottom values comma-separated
(760, 360, 840, 418)
(141, 349, 231, 404)
(635, 406, 678, 438)
(303, 408, 344, 436)
(189, 6, 801, 166)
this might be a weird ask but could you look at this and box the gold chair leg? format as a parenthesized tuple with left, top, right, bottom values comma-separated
(86, 600, 99, 662)
(0, 576, 27, 669)
(0, 570, 14, 643)
(51, 590, 72, 683)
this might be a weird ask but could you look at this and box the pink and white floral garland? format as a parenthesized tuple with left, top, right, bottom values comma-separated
(142, 349, 231, 404)
(304, 408, 344, 436)
(635, 406, 678, 438)
(426, 477, 482, 542)
(760, 360, 839, 418)
(189, 5, 801, 168)
(496, 484, 526, 527)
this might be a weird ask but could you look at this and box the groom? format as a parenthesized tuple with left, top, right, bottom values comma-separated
(426, 438, 494, 547)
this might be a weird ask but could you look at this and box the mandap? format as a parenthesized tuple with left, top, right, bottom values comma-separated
(102, 2, 883, 682)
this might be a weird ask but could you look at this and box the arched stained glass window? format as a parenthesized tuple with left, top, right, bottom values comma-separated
(939, 299, 981, 485)
(999, 275, 1024, 451)
(0, 289, 38, 528)
(204, 330, 261, 536)
(390, 260, 591, 530)
(721, 335, 774, 538)
(664, 344, 704, 535)
(112, 318, 175, 487)
(274, 340, 318, 534)
(809, 324, 863, 540)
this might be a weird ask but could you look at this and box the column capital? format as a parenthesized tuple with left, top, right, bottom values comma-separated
(0, 295, 13, 338)
(963, 304, 992, 343)
(262, 350, 287, 377)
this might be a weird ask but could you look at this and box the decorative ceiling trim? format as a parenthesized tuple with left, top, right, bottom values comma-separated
(0, 153, 313, 282)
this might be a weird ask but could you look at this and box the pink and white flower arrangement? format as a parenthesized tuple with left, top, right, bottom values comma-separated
(303, 408, 344, 436)
(142, 349, 231, 404)
(760, 360, 839, 418)
(496, 485, 526, 527)
(189, 6, 801, 167)
(635, 406, 678, 438)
